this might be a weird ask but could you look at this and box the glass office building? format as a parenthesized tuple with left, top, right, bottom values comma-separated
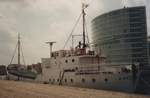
(148, 37, 150, 60)
(92, 6, 149, 65)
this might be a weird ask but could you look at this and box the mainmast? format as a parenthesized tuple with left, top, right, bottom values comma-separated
(82, 3, 88, 48)
(9, 33, 26, 65)
(18, 33, 20, 65)
(63, 2, 89, 50)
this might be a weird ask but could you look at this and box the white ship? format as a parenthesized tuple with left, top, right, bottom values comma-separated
(41, 3, 150, 93)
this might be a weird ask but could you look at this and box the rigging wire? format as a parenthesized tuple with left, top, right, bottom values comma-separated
(63, 0, 94, 49)
(63, 13, 82, 49)
(9, 43, 18, 65)
(9, 34, 26, 66)
(20, 42, 26, 66)
(81, 0, 91, 45)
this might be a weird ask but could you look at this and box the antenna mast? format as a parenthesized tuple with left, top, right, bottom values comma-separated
(46, 42, 56, 58)
(18, 33, 20, 65)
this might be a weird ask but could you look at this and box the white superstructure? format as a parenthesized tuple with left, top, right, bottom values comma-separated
(41, 47, 135, 92)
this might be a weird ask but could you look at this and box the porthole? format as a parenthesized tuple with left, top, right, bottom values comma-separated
(82, 78, 85, 83)
(72, 59, 75, 62)
(75, 67, 78, 70)
(65, 79, 67, 83)
(65, 60, 68, 63)
(104, 78, 108, 83)
(92, 78, 96, 83)
(71, 79, 73, 83)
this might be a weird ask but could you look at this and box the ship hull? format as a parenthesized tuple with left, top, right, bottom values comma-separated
(41, 56, 135, 93)
(43, 68, 134, 92)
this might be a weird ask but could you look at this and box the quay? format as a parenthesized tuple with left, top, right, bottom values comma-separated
(0, 80, 149, 98)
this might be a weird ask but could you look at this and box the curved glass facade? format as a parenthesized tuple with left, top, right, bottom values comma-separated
(92, 6, 149, 65)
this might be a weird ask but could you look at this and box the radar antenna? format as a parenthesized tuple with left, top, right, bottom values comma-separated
(46, 42, 56, 58)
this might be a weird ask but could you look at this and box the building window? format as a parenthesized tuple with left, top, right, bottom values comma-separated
(92, 78, 96, 83)
(82, 78, 85, 83)
(123, 77, 126, 80)
(126, 77, 129, 80)
(119, 77, 121, 80)
(123, 29, 127, 33)
(49, 79, 51, 82)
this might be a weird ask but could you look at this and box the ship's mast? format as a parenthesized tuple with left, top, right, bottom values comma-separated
(18, 33, 20, 65)
(82, 3, 88, 48)
(9, 33, 26, 65)
(63, 2, 89, 50)
(82, 3, 86, 48)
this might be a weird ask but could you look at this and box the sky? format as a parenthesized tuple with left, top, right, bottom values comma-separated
(0, 0, 149, 65)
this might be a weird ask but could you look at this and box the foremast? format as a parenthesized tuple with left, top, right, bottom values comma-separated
(18, 33, 20, 65)
(9, 33, 26, 66)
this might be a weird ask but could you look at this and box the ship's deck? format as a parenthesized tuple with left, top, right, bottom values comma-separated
(0, 80, 149, 98)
